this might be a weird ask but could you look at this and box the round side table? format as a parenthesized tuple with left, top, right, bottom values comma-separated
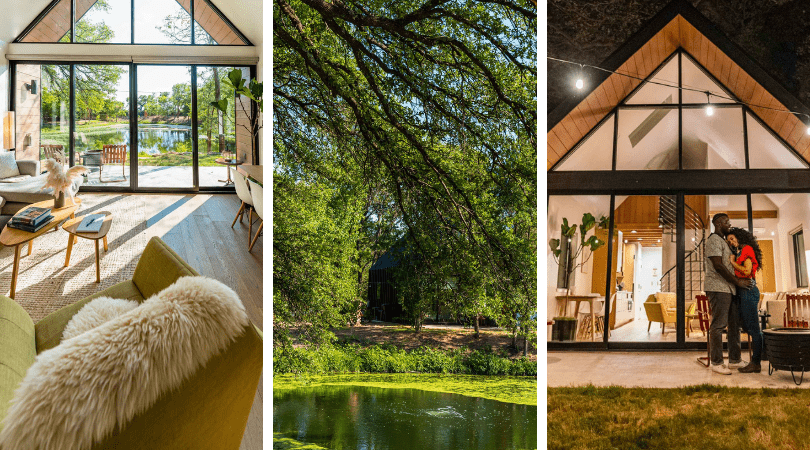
(62, 211, 114, 283)
(215, 158, 244, 186)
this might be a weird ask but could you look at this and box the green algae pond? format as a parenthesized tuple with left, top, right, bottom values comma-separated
(273, 374, 537, 450)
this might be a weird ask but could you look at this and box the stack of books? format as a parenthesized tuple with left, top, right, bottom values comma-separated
(8, 207, 54, 233)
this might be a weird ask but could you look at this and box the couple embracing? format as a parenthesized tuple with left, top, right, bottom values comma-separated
(704, 213, 763, 375)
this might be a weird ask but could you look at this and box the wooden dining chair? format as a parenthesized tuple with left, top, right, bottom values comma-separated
(696, 295, 711, 367)
(100, 144, 127, 182)
(40, 144, 65, 165)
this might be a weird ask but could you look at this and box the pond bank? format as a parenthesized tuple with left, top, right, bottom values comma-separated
(273, 373, 537, 405)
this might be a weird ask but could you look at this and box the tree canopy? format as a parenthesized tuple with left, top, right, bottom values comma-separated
(274, 0, 537, 350)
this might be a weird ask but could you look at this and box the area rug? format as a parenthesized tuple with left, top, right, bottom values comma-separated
(0, 194, 189, 321)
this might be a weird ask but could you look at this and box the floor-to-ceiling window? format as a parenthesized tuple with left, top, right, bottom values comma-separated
(136, 65, 193, 188)
(75, 64, 131, 187)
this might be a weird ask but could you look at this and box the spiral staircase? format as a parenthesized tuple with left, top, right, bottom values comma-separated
(659, 195, 707, 301)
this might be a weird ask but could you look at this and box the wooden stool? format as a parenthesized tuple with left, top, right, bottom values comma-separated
(62, 212, 113, 283)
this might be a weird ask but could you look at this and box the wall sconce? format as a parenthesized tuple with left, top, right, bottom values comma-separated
(23, 133, 31, 147)
(2, 112, 14, 150)
(24, 80, 37, 95)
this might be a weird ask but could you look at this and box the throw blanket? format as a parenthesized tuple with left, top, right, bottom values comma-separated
(0, 276, 249, 450)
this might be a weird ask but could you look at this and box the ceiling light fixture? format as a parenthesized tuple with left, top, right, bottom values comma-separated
(575, 64, 584, 90)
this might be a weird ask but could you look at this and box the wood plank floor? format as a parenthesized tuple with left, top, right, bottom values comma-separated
(157, 193, 263, 450)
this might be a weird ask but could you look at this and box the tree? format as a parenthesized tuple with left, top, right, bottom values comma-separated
(273, 172, 362, 349)
(274, 0, 537, 351)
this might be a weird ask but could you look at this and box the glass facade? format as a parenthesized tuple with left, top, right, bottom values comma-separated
(553, 50, 805, 173)
(17, 0, 248, 45)
(12, 62, 254, 191)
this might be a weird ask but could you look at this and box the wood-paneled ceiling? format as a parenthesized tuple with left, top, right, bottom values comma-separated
(547, 14, 810, 170)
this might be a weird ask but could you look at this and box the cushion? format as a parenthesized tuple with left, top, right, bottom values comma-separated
(0, 276, 248, 450)
(0, 296, 36, 426)
(35, 280, 146, 353)
(0, 152, 19, 180)
(61, 297, 139, 340)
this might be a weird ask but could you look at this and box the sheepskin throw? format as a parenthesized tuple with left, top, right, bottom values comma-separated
(61, 297, 140, 340)
(0, 276, 248, 450)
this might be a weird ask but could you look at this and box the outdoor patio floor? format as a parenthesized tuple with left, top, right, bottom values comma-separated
(548, 351, 810, 389)
(82, 166, 230, 188)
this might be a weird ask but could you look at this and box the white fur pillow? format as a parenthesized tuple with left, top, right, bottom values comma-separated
(62, 296, 140, 340)
(0, 276, 249, 450)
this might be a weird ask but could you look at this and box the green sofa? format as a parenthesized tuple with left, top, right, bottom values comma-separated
(0, 236, 262, 449)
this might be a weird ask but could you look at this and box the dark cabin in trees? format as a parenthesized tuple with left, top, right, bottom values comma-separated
(367, 249, 403, 322)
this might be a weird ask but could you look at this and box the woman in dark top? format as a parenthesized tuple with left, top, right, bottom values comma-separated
(726, 227, 763, 373)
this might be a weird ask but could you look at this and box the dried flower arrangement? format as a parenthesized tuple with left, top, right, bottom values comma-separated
(41, 159, 88, 206)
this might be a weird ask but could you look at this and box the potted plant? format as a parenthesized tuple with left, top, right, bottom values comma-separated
(210, 69, 263, 165)
(549, 213, 609, 341)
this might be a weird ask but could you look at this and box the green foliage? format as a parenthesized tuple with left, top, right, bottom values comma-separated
(274, 0, 537, 348)
(273, 172, 362, 349)
(274, 343, 536, 376)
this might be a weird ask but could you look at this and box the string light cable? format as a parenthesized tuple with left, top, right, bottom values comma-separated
(548, 55, 810, 134)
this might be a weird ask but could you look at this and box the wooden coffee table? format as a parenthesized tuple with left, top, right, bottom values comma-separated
(0, 198, 81, 299)
(62, 211, 113, 283)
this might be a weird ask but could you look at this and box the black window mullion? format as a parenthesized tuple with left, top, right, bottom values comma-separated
(192, 65, 199, 189)
(603, 194, 615, 348)
(130, 64, 138, 188)
(250, 64, 258, 163)
(743, 107, 750, 169)
(678, 51, 683, 170)
(69, 64, 75, 166)
(191, 0, 195, 45)
(612, 110, 618, 171)
(676, 193, 685, 344)
(131, 0, 135, 44)
(747, 193, 754, 233)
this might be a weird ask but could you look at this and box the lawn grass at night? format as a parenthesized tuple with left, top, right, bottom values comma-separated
(548, 385, 810, 450)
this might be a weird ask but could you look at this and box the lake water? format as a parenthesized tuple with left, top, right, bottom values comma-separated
(43, 124, 234, 156)
(273, 385, 537, 450)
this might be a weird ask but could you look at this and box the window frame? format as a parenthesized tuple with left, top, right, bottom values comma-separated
(14, 0, 252, 46)
(793, 230, 808, 289)
(9, 59, 258, 194)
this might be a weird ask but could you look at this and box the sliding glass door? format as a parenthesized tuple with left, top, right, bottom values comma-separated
(136, 65, 193, 188)
(75, 64, 131, 187)
(12, 61, 254, 191)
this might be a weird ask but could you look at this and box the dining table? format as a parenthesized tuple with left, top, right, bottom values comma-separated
(237, 164, 262, 185)
(555, 293, 602, 342)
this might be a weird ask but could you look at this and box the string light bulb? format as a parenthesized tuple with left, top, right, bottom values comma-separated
(705, 92, 714, 116)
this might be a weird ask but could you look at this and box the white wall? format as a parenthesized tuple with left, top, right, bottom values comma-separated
(0, 39, 7, 148)
(775, 193, 810, 291)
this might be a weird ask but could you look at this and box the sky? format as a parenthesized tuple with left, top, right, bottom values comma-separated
(81, 0, 198, 100)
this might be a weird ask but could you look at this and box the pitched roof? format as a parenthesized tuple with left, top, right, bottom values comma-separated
(547, 0, 810, 170)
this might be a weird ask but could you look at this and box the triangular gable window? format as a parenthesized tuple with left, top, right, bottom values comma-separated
(555, 115, 615, 171)
(680, 54, 734, 104)
(747, 112, 808, 169)
(625, 55, 679, 105)
(17, 0, 249, 45)
(553, 50, 810, 171)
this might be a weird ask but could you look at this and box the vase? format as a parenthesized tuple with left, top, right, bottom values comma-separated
(54, 191, 65, 209)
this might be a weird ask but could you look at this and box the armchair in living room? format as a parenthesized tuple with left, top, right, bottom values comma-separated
(0, 237, 262, 449)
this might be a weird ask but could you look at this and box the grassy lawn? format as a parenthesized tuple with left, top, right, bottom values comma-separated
(274, 373, 537, 405)
(548, 384, 810, 450)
